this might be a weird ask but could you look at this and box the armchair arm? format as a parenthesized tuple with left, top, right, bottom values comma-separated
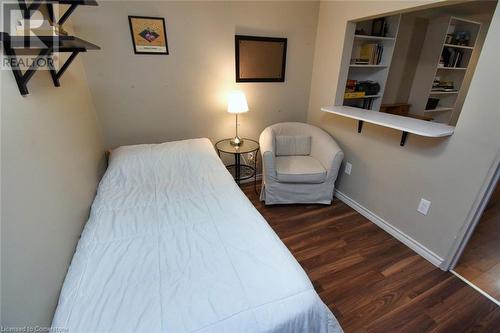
(310, 130, 344, 180)
(259, 127, 277, 181)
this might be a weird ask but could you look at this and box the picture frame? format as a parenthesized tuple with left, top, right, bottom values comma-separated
(128, 16, 169, 55)
(235, 35, 287, 82)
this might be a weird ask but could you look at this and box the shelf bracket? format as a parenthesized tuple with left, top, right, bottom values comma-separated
(58, 3, 79, 26)
(47, 3, 55, 24)
(3, 46, 52, 95)
(19, 1, 81, 28)
(49, 50, 80, 87)
(357, 120, 364, 133)
(400, 131, 409, 146)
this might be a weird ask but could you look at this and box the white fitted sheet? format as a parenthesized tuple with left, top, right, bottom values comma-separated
(52, 138, 343, 333)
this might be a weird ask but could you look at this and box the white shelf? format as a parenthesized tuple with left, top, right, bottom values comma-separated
(450, 16, 482, 25)
(430, 90, 459, 95)
(321, 105, 455, 138)
(338, 15, 401, 112)
(344, 94, 381, 100)
(443, 43, 474, 50)
(437, 67, 467, 70)
(354, 34, 395, 41)
(349, 64, 388, 68)
(424, 107, 454, 113)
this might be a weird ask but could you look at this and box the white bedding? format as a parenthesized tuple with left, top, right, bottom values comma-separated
(52, 138, 343, 333)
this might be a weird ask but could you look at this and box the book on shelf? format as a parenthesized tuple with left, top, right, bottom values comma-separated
(345, 79, 357, 92)
(442, 47, 464, 68)
(351, 43, 383, 65)
(365, 43, 383, 65)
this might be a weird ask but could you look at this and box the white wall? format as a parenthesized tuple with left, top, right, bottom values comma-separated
(2, 0, 498, 326)
(307, 0, 500, 265)
(382, 13, 427, 105)
(73, 1, 319, 149)
(1, 31, 104, 326)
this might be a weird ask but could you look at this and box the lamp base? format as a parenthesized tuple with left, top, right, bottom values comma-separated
(230, 136, 244, 147)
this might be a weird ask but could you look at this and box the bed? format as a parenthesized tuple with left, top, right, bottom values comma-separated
(52, 138, 343, 333)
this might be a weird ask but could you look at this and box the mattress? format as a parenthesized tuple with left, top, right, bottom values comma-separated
(52, 138, 343, 333)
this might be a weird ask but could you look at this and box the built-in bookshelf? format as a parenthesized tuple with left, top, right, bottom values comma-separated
(336, 15, 401, 112)
(336, 14, 481, 123)
(324, 3, 493, 146)
(408, 16, 481, 123)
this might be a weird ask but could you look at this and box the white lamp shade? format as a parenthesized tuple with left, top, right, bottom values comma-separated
(227, 91, 249, 114)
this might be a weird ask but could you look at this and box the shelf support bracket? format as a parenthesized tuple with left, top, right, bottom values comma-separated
(3, 46, 52, 95)
(357, 120, 363, 133)
(22, 0, 80, 27)
(49, 50, 81, 87)
(47, 3, 55, 25)
(400, 131, 409, 146)
(58, 3, 79, 26)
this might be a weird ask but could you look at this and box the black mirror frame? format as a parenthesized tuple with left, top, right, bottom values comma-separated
(235, 35, 287, 83)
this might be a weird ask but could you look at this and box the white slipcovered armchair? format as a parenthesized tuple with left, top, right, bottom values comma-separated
(259, 122, 344, 205)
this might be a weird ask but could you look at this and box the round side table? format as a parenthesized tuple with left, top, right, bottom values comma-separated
(215, 138, 259, 192)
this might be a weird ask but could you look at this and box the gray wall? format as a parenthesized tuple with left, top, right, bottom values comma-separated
(0, 31, 104, 326)
(73, 1, 319, 149)
(307, 1, 500, 264)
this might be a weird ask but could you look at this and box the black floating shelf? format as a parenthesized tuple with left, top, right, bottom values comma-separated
(1, 33, 100, 95)
(19, 0, 98, 26)
(1, 34, 100, 51)
(49, 0, 98, 5)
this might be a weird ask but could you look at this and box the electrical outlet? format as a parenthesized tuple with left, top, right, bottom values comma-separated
(344, 162, 352, 175)
(417, 198, 431, 215)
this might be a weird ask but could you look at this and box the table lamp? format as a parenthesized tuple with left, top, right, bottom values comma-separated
(227, 90, 249, 146)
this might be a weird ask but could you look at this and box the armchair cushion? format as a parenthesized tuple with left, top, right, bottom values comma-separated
(276, 156, 326, 184)
(275, 135, 311, 156)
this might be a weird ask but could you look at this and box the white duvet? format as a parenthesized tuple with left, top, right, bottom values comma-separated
(52, 138, 342, 333)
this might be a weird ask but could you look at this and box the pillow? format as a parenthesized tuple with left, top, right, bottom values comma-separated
(275, 135, 312, 156)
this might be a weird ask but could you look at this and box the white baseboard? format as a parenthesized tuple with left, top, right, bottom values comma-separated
(334, 190, 445, 269)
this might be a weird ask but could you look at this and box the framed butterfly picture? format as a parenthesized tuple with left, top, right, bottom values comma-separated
(128, 16, 169, 55)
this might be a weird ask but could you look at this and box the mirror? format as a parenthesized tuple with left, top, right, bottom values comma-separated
(337, 1, 497, 125)
(235, 35, 287, 82)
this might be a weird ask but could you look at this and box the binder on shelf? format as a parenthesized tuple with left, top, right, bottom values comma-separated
(344, 92, 366, 99)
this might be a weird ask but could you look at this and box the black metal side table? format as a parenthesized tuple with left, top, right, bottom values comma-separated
(215, 138, 259, 192)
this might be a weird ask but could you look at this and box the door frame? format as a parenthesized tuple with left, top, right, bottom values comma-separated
(443, 153, 500, 270)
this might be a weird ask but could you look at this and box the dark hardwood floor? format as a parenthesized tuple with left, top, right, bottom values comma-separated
(455, 180, 500, 302)
(241, 182, 500, 333)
